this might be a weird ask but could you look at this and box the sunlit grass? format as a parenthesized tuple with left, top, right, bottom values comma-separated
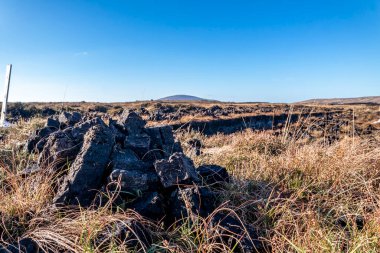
(0, 116, 379, 252)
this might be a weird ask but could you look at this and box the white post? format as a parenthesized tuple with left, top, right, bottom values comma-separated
(0, 64, 12, 127)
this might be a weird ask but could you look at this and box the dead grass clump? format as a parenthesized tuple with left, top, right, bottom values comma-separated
(26, 208, 158, 252)
(179, 129, 380, 251)
(0, 165, 54, 243)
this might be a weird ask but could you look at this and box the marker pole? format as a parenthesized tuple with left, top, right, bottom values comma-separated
(0, 64, 12, 127)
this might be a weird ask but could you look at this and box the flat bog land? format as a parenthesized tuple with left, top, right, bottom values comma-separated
(0, 102, 380, 252)
(298, 96, 380, 105)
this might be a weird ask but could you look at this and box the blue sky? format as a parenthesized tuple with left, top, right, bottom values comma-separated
(0, 0, 379, 102)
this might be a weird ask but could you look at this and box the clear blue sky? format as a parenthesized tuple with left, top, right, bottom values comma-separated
(0, 0, 379, 102)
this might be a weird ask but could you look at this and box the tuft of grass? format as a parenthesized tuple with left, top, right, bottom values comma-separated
(178, 129, 380, 252)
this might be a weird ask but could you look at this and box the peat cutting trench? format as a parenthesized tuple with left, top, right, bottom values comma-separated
(171, 111, 345, 136)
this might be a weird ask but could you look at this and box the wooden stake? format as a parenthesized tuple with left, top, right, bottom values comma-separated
(0, 64, 12, 127)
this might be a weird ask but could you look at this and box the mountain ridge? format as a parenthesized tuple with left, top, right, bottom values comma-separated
(158, 95, 216, 102)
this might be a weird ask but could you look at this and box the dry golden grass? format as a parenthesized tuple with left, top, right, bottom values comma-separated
(0, 114, 380, 252)
(178, 128, 380, 252)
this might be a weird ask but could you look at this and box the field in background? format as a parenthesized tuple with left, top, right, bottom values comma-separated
(2, 100, 380, 125)
(298, 96, 380, 105)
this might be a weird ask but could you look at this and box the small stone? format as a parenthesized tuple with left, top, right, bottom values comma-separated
(118, 110, 146, 134)
(154, 152, 199, 188)
(159, 126, 183, 155)
(45, 117, 60, 129)
(37, 126, 54, 138)
(129, 192, 165, 220)
(58, 111, 82, 127)
(144, 127, 165, 160)
(108, 169, 159, 194)
(124, 133, 151, 158)
(109, 119, 126, 145)
(111, 147, 142, 170)
(145, 126, 183, 160)
(168, 186, 217, 223)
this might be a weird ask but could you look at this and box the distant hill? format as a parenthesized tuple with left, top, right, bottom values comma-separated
(298, 96, 380, 105)
(158, 95, 216, 102)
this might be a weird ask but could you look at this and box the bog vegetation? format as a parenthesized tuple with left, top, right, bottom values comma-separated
(0, 111, 380, 252)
